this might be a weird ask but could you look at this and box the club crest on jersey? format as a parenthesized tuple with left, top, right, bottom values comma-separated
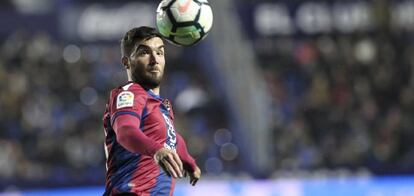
(116, 91, 134, 109)
(163, 99, 171, 111)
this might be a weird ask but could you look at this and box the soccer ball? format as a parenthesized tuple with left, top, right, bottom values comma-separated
(156, 0, 213, 46)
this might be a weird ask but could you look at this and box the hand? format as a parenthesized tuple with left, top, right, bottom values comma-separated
(154, 148, 183, 178)
(185, 166, 201, 186)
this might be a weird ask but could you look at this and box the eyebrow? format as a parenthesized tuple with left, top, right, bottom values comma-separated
(136, 44, 165, 51)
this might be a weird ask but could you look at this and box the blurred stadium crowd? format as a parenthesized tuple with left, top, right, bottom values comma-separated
(260, 32, 414, 176)
(1, 0, 414, 191)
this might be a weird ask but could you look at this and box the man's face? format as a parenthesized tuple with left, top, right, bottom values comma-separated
(128, 37, 165, 89)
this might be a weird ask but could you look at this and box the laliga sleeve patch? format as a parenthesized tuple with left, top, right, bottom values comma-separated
(116, 91, 134, 109)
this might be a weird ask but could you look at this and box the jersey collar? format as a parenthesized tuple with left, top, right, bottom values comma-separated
(146, 89, 163, 101)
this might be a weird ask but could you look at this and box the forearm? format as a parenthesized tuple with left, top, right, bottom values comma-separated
(113, 114, 163, 156)
(176, 133, 197, 172)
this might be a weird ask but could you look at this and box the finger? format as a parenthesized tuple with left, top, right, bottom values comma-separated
(163, 159, 178, 178)
(162, 159, 178, 178)
(194, 172, 201, 179)
(166, 153, 183, 177)
(169, 153, 183, 177)
(159, 162, 170, 176)
(171, 152, 183, 175)
(191, 178, 199, 186)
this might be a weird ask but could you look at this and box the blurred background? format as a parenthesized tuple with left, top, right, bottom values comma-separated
(1, 0, 414, 195)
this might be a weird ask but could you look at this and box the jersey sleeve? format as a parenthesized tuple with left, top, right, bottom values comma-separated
(109, 84, 147, 126)
(176, 133, 197, 172)
(113, 114, 163, 156)
(109, 84, 163, 156)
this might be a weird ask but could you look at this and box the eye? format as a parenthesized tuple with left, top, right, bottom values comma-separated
(156, 50, 164, 56)
(138, 48, 150, 56)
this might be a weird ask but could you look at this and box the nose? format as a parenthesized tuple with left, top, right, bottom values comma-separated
(149, 52, 157, 66)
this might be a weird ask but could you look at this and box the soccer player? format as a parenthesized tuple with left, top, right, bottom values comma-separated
(103, 26, 201, 196)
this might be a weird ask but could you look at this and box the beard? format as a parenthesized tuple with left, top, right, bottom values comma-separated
(131, 66, 163, 89)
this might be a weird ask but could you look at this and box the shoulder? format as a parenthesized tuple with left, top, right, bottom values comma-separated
(110, 83, 148, 110)
(110, 83, 147, 98)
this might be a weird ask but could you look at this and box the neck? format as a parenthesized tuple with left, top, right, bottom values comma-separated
(128, 80, 160, 95)
(151, 87, 160, 95)
(127, 75, 160, 95)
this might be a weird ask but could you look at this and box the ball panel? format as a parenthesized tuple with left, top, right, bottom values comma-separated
(173, 36, 197, 46)
(198, 4, 213, 33)
(175, 21, 198, 28)
(156, 13, 174, 37)
(170, 1, 200, 22)
(175, 26, 201, 37)
(173, 26, 202, 46)
(156, 0, 176, 37)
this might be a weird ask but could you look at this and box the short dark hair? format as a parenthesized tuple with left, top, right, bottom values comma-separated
(121, 26, 163, 57)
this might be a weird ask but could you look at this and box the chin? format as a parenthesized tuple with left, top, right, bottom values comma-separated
(148, 75, 163, 85)
(143, 78, 162, 89)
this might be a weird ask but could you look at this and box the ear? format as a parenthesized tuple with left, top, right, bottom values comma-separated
(121, 56, 130, 69)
